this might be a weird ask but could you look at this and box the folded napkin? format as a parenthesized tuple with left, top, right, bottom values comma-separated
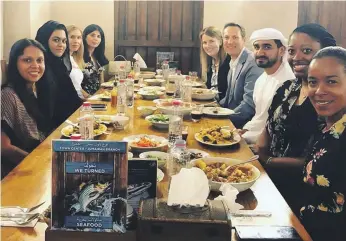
(167, 167, 209, 207)
(133, 53, 147, 68)
(0, 208, 39, 228)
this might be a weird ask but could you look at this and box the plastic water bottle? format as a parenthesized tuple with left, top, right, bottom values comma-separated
(168, 139, 190, 176)
(79, 102, 94, 140)
(118, 65, 127, 80)
(168, 100, 183, 147)
(162, 61, 170, 81)
(181, 76, 192, 103)
(117, 79, 127, 115)
(126, 74, 134, 108)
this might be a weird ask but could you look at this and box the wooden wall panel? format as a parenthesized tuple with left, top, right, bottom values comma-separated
(298, 1, 346, 47)
(114, 1, 203, 74)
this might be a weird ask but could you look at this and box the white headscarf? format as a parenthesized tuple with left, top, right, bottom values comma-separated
(250, 28, 288, 61)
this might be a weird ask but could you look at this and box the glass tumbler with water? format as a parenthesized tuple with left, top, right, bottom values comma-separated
(191, 104, 204, 122)
(168, 100, 183, 147)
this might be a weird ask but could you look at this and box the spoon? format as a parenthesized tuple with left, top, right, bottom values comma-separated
(224, 155, 259, 172)
(1, 213, 40, 225)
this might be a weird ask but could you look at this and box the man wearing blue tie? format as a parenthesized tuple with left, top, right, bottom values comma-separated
(218, 23, 263, 128)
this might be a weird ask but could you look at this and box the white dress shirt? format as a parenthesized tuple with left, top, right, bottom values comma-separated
(69, 56, 84, 99)
(242, 60, 295, 144)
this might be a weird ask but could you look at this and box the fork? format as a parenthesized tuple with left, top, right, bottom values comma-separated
(1, 201, 45, 214)
(1, 213, 40, 225)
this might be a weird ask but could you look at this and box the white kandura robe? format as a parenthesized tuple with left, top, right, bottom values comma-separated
(242, 61, 296, 144)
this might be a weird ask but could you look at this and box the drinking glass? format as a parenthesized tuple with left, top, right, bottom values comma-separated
(166, 82, 175, 97)
(182, 125, 189, 141)
(191, 104, 204, 122)
(189, 71, 198, 82)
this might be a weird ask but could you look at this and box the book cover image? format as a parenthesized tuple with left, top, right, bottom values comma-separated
(128, 159, 157, 212)
(51, 140, 128, 233)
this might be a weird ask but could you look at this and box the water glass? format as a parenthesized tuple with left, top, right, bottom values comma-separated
(189, 71, 198, 82)
(191, 104, 203, 122)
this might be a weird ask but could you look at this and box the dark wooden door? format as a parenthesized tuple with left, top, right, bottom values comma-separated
(298, 1, 346, 47)
(114, 1, 204, 74)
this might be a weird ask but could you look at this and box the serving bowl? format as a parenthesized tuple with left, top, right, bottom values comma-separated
(191, 88, 218, 100)
(139, 151, 169, 168)
(190, 157, 260, 192)
(144, 79, 166, 86)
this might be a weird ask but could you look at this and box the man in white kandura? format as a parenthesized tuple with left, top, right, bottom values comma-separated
(240, 28, 296, 144)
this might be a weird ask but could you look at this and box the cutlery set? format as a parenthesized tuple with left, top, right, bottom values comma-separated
(0, 201, 45, 226)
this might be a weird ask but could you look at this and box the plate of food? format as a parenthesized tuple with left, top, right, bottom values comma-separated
(101, 81, 115, 88)
(145, 114, 173, 129)
(99, 91, 111, 101)
(203, 107, 234, 117)
(192, 88, 218, 100)
(190, 157, 260, 192)
(123, 135, 168, 152)
(138, 90, 165, 100)
(195, 126, 241, 147)
(191, 81, 204, 88)
(144, 78, 166, 86)
(94, 115, 129, 128)
(141, 86, 165, 92)
(139, 71, 156, 79)
(187, 149, 210, 160)
(139, 151, 169, 168)
(155, 99, 193, 116)
(61, 123, 108, 138)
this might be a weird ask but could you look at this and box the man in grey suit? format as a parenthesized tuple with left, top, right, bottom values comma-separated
(218, 23, 263, 128)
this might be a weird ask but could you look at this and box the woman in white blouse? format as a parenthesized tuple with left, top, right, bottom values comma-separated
(66, 25, 88, 99)
(199, 26, 226, 94)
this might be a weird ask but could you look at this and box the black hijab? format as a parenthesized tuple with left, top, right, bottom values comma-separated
(35, 20, 82, 127)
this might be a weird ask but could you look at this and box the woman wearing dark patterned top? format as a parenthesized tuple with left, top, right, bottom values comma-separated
(35, 20, 82, 127)
(1, 39, 53, 178)
(299, 46, 346, 240)
(82, 24, 109, 95)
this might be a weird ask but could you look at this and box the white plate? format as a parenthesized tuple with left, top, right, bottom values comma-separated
(139, 72, 156, 79)
(187, 149, 210, 160)
(157, 168, 164, 182)
(101, 81, 115, 88)
(195, 126, 241, 147)
(191, 81, 204, 88)
(141, 86, 165, 92)
(191, 88, 218, 100)
(203, 107, 234, 116)
(123, 135, 168, 152)
(61, 124, 108, 138)
(156, 100, 193, 116)
(190, 157, 260, 192)
(144, 79, 166, 86)
(139, 151, 168, 168)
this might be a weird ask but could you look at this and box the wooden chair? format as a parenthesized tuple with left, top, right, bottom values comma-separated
(1, 59, 8, 86)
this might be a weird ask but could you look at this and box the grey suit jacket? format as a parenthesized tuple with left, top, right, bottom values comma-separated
(219, 48, 264, 128)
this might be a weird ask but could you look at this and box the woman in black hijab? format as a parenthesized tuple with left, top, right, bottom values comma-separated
(35, 20, 82, 127)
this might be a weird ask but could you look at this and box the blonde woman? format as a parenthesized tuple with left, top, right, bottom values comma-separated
(66, 25, 88, 99)
(199, 26, 226, 97)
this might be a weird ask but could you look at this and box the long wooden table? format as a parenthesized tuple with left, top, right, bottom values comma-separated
(1, 95, 312, 241)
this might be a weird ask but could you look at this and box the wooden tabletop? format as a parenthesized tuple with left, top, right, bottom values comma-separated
(1, 94, 312, 241)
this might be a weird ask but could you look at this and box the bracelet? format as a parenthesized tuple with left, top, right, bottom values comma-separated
(266, 157, 273, 165)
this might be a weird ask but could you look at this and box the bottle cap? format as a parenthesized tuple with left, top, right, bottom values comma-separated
(128, 74, 133, 78)
(177, 70, 181, 75)
(120, 65, 125, 69)
(71, 134, 82, 140)
(83, 102, 91, 107)
(186, 76, 190, 80)
(119, 79, 125, 83)
(172, 100, 182, 106)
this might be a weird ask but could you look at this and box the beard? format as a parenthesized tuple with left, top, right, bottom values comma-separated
(255, 55, 279, 68)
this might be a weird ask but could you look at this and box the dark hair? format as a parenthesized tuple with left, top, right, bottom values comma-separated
(83, 24, 109, 66)
(223, 22, 246, 38)
(274, 39, 283, 48)
(6, 38, 52, 133)
(290, 23, 336, 48)
(312, 46, 346, 73)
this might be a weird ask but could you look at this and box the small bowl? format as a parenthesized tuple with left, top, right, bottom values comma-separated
(139, 151, 169, 168)
(113, 115, 130, 129)
(137, 106, 157, 117)
(155, 75, 164, 79)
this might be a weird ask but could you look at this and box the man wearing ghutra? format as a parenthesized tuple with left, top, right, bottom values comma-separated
(240, 28, 296, 144)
